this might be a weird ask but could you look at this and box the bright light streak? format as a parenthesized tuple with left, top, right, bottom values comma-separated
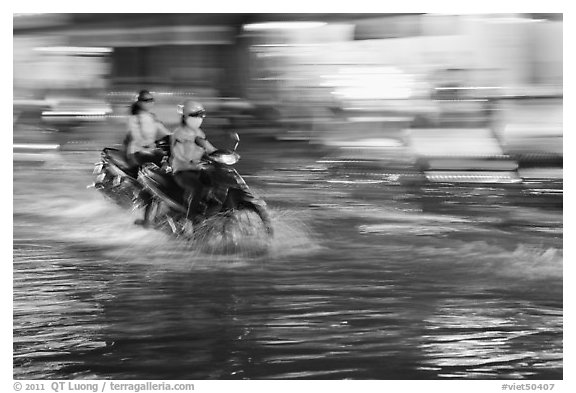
(425, 171, 522, 183)
(42, 111, 108, 117)
(323, 138, 404, 148)
(252, 44, 322, 47)
(243, 22, 327, 31)
(14, 13, 47, 17)
(34, 46, 113, 54)
(323, 66, 415, 100)
(13, 143, 60, 150)
(487, 17, 545, 23)
(434, 86, 503, 91)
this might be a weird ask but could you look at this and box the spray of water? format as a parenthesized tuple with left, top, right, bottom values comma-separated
(17, 181, 321, 270)
(151, 207, 321, 263)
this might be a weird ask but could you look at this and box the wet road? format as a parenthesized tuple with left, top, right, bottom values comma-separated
(13, 136, 562, 380)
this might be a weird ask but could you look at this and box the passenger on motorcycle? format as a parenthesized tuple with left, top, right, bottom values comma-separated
(126, 90, 172, 226)
(170, 100, 218, 221)
(126, 90, 171, 167)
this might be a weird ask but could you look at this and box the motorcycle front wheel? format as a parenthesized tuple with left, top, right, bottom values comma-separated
(222, 188, 274, 236)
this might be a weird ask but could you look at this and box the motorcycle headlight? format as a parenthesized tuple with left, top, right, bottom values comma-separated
(213, 152, 239, 165)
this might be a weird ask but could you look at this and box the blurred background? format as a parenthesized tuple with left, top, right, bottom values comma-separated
(13, 13, 562, 190)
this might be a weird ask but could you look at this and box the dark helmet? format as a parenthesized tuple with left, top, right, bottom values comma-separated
(136, 90, 154, 103)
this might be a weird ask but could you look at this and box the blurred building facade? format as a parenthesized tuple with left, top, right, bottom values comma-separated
(13, 13, 563, 183)
(14, 14, 251, 98)
(13, 12, 562, 134)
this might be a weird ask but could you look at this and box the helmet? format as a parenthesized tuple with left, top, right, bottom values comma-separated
(180, 100, 206, 118)
(136, 90, 154, 102)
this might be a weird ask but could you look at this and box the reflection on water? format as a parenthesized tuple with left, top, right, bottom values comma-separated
(13, 149, 562, 380)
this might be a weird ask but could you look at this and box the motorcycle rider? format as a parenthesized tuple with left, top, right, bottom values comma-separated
(126, 90, 172, 226)
(126, 90, 171, 166)
(170, 100, 217, 221)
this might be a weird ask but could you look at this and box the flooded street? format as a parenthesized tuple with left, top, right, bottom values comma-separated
(13, 11, 564, 382)
(13, 136, 562, 380)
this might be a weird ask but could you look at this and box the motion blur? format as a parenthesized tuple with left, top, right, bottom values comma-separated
(14, 13, 562, 200)
(13, 13, 562, 380)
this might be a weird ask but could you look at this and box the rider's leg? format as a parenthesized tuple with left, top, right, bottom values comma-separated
(132, 151, 157, 226)
(253, 203, 274, 235)
(173, 171, 203, 220)
(134, 190, 153, 226)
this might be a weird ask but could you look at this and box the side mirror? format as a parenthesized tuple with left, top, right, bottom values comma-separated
(231, 132, 240, 151)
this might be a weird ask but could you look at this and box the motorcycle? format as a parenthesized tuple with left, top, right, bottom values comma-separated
(92, 133, 273, 240)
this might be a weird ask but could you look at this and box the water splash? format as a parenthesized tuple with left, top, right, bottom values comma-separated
(410, 241, 562, 282)
(497, 244, 563, 280)
(16, 184, 321, 270)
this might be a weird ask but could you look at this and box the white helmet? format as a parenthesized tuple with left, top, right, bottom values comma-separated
(179, 100, 206, 118)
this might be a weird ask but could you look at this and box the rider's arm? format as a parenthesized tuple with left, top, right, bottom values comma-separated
(195, 136, 217, 154)
(152, 114, 172, 138)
